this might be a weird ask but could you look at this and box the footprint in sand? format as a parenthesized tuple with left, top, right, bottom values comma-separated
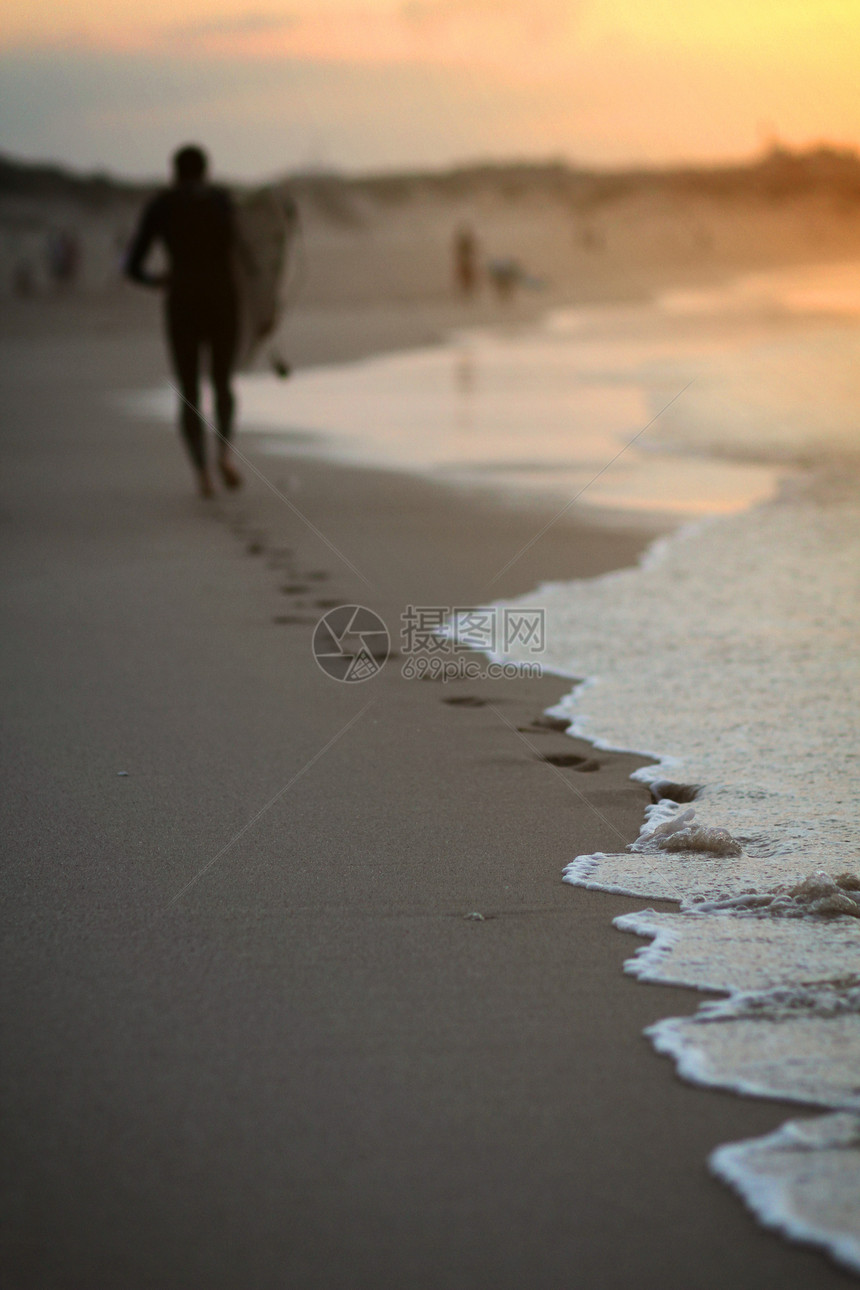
(518, 716, 572, 734)
(281, 584, 311, 595)
(443, 696, 488, 707)
(541, 752, 601, 772)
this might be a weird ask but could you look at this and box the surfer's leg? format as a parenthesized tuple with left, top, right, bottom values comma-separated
(210, 302, 238, 446)
(166, 301, 208, 479)
(210, 301, 242, 490)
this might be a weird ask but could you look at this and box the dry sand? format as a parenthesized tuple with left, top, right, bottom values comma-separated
(1, 210, 858, 1287)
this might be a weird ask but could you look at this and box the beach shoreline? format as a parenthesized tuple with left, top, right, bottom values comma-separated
(2, 264, 857, 1288)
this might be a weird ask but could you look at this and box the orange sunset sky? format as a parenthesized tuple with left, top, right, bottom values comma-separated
(2, 0, 859, 178)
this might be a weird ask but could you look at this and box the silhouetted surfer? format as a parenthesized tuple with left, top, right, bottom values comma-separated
(126, 145, 242, 497)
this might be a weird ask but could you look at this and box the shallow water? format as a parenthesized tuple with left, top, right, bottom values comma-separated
(245, 308, 784, 520)
(125, 292, 790, 522)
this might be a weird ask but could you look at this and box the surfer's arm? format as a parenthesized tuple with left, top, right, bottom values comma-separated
(124, 196, 169, 288)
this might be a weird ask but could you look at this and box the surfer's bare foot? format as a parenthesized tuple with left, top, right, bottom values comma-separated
(218, 453, 243, 491)
(197, 469, 215, 499)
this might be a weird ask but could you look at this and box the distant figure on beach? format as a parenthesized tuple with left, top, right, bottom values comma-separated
(125, 144, 242, 497)
(46, 230, 81, 289)
(453, 225, 479, 297)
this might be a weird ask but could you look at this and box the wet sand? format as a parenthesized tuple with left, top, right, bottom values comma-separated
(1, 296, 856, 1288)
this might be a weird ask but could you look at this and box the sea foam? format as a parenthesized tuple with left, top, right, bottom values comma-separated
(494, 484, 860, 1273)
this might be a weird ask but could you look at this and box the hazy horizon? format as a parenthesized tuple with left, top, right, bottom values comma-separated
(5, 137, 828, 190)
(3, 1, 860, 181)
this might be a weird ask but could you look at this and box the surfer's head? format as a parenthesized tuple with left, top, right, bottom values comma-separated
(172, 145, 208, 184)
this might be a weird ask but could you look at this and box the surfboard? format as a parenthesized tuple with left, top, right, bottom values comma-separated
(234, 185, 297, 371)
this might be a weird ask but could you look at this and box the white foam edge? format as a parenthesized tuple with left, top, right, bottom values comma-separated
(611, 913, 860, 1114)
(710, 1116, 860, 1275)
(562, 853, 655, 898)
(611, 912, 860, 1109)
(562, 850, 691, 898)
(642, 1013, 848, 1110)
(612, 910, 702, 985)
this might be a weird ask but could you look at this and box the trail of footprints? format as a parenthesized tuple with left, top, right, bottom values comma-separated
(229, 519, 346, 626)
(442, 700, 605, 773)
(231, 521, 398, 667)
(444, 702, 701, 799)
(232, 520, 707, 796)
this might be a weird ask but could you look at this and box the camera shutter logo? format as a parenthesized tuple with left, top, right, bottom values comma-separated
(313, 605, 390, 682)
